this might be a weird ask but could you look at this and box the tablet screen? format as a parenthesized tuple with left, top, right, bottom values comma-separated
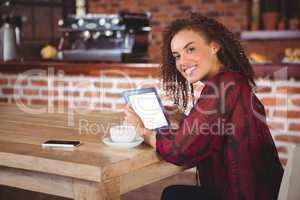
(123, 88, 170, 130)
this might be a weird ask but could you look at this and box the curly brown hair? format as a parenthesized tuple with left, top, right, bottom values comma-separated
(160, 12, 255, 111)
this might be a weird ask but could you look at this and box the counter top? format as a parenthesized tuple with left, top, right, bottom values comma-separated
(0, 60, 160, 77)
(0, 60, 300, 79)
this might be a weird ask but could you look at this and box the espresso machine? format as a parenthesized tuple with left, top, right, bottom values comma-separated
(0, 0, 21, 61)
(57, 12, 151, 62)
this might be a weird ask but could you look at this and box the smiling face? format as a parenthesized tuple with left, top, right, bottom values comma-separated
(171, 29, 222, 83)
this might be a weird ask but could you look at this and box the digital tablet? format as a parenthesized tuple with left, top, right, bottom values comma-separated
(123, 87, 170, 130)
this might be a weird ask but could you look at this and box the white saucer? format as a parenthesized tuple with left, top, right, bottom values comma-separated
(102, 137, 144, 149)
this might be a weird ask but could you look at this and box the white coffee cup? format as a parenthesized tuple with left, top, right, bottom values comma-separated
(109, 125, 137, 143)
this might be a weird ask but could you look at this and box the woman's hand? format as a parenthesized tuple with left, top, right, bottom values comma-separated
(123, 105, 152, 136)
(123, 106, 142, 126)
(123, 105, 157, 148)
(164, 105, 186, 130)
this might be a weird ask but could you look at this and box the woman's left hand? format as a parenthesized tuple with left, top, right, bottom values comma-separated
(123, 106, 146, 136)
(123, 106, 157, 148)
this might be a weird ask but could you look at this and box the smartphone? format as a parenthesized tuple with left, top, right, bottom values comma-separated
(42, 140, 81, 148)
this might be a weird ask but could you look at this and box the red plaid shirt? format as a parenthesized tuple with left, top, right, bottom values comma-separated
(156, 71, 283, 200)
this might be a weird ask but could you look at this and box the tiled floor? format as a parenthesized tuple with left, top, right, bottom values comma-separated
(0, 171, 196, 200)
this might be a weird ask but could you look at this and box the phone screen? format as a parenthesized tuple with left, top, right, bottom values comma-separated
(42, 140, 81, 147)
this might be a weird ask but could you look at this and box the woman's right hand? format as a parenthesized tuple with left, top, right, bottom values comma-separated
(164, 105, 186, 130)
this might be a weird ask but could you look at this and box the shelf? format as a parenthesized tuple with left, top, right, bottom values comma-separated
(240, 30, 300, 40)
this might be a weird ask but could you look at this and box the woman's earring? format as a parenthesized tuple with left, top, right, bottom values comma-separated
(212, 48, 217, 54)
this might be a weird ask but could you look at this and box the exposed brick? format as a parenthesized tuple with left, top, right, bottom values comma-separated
(141, 83, 160, 89)
(31, 99, 48, 105)
(277, 86, 300, 94)
(64, 91, 80, 96)
(276, 146, 288, 154)
(72, 101, 91, 107)
(53, 80, 68, 87)
(149, 6, 159, 12)
(42, 90, 59, 96)
(11, 79, 28, 85)
(255, 86, 272, 93)
(73, 81, 89, 86)
(289, 123, 300, 131)
(12, 98, 28, 104)
(84, 91, 101, 97)
(23, 89, 39, 95)
(0, 79, 8, 85)
(273, 110, 300, 119)
(94, 82, 113, 88)
(2, 88, 19, 95)
(116, 82, 137, 89)
(168, 0, 183, 3)
(267, 121, 285, 130)
(178, 5, 191, 11)
(292, 99, 300, 107)
(31, 80, 47, 86)
(105, 92, 122, 98)
(54, 100, 69, 107)
(260, 98, 287, 106)
(95, 103, 112, 109)
(275, 135, 300, 143)
(99, 71, 125, 77)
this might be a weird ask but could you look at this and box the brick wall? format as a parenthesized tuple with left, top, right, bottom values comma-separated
(1, 70, 300, 166)
(0, 72, 159, 111)
(88, 0, 300, 64)
(88, 0, 249, 62)
(255, 78, 300, 166)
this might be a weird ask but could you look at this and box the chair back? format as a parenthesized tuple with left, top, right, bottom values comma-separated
(278, 144, 300, 200)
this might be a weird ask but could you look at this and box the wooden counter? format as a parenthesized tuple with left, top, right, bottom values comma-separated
(0, 60, 160, 77)
(0, 60, 300, 79)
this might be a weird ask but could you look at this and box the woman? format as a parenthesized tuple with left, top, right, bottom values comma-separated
(124, 13, 283, 200)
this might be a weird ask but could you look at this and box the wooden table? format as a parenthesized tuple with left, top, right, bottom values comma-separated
(0, 103, 185, 200)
